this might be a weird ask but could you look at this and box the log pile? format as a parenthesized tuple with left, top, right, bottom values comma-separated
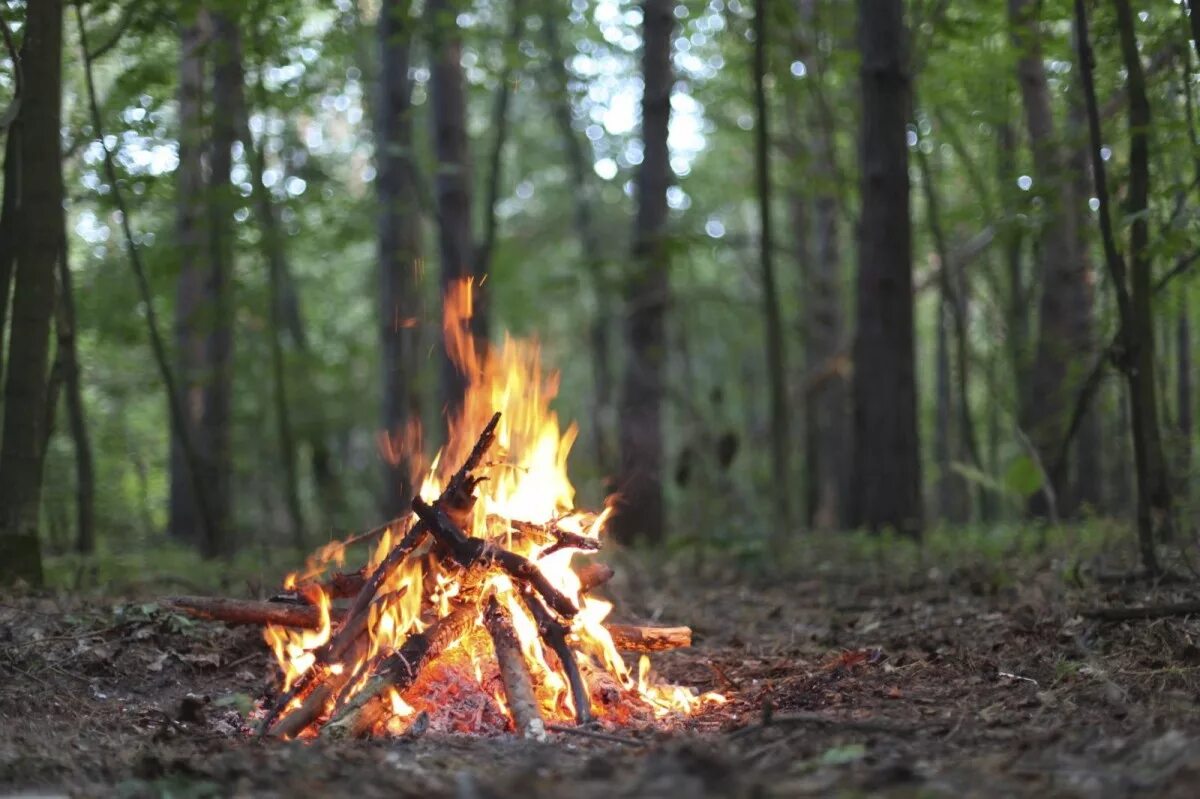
(163, 412, 704, 740)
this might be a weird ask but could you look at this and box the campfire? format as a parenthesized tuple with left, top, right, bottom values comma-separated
(167, 281, 722, 739)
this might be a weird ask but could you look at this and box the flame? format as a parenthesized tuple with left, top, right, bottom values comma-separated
(264, 278, 721, 733)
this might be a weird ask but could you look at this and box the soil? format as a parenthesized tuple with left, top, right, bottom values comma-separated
(4, 545, 1200, 798)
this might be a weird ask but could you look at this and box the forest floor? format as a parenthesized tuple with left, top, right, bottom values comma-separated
(4, 526, 1200, 798)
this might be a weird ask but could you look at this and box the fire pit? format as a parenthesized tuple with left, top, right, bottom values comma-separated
(166, 281, 722, 739)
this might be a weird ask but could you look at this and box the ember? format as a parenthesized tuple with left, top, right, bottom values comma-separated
(171, 280, 722, 739)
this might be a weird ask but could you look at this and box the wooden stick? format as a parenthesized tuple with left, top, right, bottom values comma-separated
(258, 413, 501, 735)
(163, 596, 331, 629)
(484, 597, 546, 740)
(1081, 601, 1200, 621)
(518, 585, 592, 725)
(322, 606, 475, 739)
(412, 496, 579, 619)
(604, 623, 691, 652)
(269, 634, 369, 739)
(165, 595, 691, 653)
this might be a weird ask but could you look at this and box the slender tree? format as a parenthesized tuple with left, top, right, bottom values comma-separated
(794, 0, 849, 531)
(1008, 0, 1097, 515)
(752, 0, 791, 531)
(1074, 0, 1170, 573)
(378, 0, 425, 516)
(427, 0, 478, 418)
(56, 223, 96, 554)
(850, 0, 922, 535)
(0, 0, 63, 585)
(611, 0, 673, 544)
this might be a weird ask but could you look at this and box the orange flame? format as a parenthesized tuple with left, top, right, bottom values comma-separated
(264, 278, 723, 733)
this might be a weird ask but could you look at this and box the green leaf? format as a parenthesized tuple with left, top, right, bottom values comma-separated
(1004, 455, 1044, 498)
(819, 743, 867, 766)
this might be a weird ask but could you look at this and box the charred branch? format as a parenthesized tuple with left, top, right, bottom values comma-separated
(484, 597, 546, 740)
(518, 585, 592, 725)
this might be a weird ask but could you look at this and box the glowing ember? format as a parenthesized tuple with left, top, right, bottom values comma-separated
(262, 280, 724, 738)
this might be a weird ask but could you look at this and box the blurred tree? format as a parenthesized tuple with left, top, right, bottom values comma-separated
(377, 0, 424, 518)
(0, 0, 63, 585)
(612, 0, 673, 545)
(851, 0, 922, 535)
(427, 0, 477, 418)
(1008, 0, 1097, 517)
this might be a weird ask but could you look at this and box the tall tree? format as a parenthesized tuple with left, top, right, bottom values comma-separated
(199, 8, 243, 558)
(427, 0, 478, 418)
(378, 0, 424, 517)
(169, 12, 208, 545)
(1074, 0, 1171, 573)
(1008, 0, 1096, 515)
(752, 0, 791, 531)
(0, 0, 62, 585)
(850, 0, 922, 535)
(611, 0, 673, 544)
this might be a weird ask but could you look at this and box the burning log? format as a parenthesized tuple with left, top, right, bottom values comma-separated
(322, 606, 474, 739)
(577, 562, 614, 594)
(269, 632, 370, 739)
(483, 597, 546, 740)
(517, 585, 592, 725)
(164, 595, 693, 654)
(604, 624, 692, 652)
(412, 496, 580, 620)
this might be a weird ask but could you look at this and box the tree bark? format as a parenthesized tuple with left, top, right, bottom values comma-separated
(427, 0, 478, 419)
(378, 0, 424, 518)
(0, 0, 63, 586)
(1008, 0, 1094, 516)
(170, 14, 208, 545)
(753, 0, 791, 532)
(611, 0, 673, 544)
(850, 0, 922, 535)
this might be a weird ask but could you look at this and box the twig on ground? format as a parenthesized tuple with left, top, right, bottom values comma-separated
(547, 722, 646, 746)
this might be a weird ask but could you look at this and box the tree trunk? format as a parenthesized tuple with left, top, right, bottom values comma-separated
(1114, 0, 1174, 550)
(201, 9, 243, 558)
(850, 0, 922, 535)
(0, 117, 19, 384)
(1066, 61, 1104, 513)
(1074, 0, 1168, 573)
(1008, 0, 1092, 516)
(611, 0, 673, 544)
(0, 0, 63, 585)
(170, 16, 208, 545)
(1179, 302, 1192, 507)
(541, 11, 614, 474)
(378, 0, 424, 518)
(427, 0, 478, 419)
(56, 224, 96, 554)
(753, 0, 791, 532)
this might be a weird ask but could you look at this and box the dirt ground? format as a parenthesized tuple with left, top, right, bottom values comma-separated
(4, 540, 1200, 798)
